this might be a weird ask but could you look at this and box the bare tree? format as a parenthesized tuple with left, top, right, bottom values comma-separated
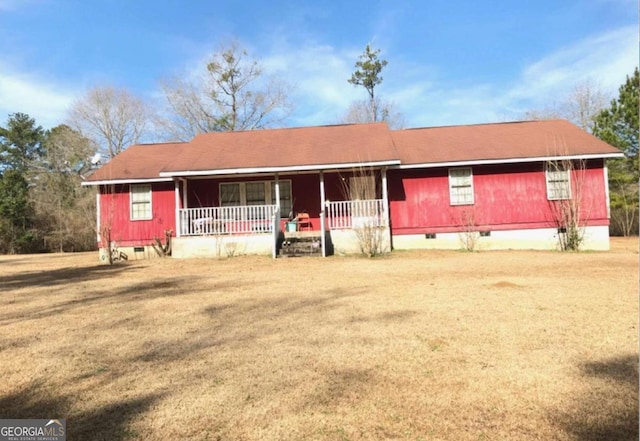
(563, 79, 609, 132)
(337, 167, 388, 257)
(158, 41, 292, 140)
(67, 86, 151, 158)
(522, 105, 564, 121)
(523, 79, 609, 132)
(340, 98, 406, 129)
(547, 158, 589, 251)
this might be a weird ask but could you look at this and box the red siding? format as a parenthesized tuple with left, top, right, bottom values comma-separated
(99, 182, 176, 247)
(388, 160, 609, 234)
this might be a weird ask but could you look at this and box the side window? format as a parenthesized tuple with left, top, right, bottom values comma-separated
(449, 168, 474, 205)
(130, 184, 152, 220)
(546, 163, 571, 200)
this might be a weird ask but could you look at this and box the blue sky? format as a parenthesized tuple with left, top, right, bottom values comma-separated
(0, 0, 637, 131)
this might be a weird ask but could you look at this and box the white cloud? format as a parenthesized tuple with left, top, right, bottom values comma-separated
(394, 25, 638, 127)
(262, 43, 363, 126)
(511, 26, 637, 104)
(0, 65, 76, 128)
(152, 23, 638, 130)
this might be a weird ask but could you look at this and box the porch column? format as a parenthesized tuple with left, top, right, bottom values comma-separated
(174, 179, 181, 238)
(319, 170, 326, 257)
(603, 162, 611, 219)
(96, 192, 101, 243)
(273, 173, 280, 259)
(182, 179, 188, 209)
(274, 173, 280, 211)
(381, 167, 391, 249)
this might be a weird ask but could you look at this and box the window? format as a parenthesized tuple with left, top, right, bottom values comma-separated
(546, 163, 571, 200)
(449, 168, 474, 205)
(219, 180, 292, 217)
(220, 183, 241, 206)
(130, 184, 152, 220)
(245, 182, 266, 206)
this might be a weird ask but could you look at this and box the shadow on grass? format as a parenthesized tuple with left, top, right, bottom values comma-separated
(0, 263, 133, 291)
(0, 275, 218, 326)
(555, 353, 638, 441)
(0, 380, 163, 440)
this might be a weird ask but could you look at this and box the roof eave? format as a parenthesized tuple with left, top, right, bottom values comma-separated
(81, 177, 175, 186)
(398, 152, 625, 169)
(159, 160, 402, 177)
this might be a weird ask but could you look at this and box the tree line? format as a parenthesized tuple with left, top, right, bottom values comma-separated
(0, 43, 637, 253)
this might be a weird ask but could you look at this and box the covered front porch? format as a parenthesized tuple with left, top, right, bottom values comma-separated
(170, 169, 392, 258)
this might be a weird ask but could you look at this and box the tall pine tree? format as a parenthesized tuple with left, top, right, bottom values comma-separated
(0, 113, 44, 253)
(593, 68, 639, 236)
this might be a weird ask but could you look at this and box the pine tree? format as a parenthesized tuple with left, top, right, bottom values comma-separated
(593, 68, 639, 236)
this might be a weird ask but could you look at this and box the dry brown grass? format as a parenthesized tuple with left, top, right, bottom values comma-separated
(0, 238, 637, 440)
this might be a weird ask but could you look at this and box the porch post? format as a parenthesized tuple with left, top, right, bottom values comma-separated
(273, 173, 280, 259)
(603, 162, 611, 219)
(174, 179, 181, 238)
(182, 179, 188, 209)
(96, 191, 101, 243)
(319, 170, 326, 257)
(381, 167, 391, 249)
(274, 173, 280, 210)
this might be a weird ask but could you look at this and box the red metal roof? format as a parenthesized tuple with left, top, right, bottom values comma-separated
(84, 120, 622, 184)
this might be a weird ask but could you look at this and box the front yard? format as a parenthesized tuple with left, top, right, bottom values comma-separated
(0, 238, 637, 440)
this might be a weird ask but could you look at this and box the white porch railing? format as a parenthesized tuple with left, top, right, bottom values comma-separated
(326, 199, 386, 230)
(179, 205, 278, 236)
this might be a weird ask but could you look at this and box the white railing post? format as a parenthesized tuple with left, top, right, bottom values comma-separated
(272, 205, 279, 259)
(174, 179, 181, 238)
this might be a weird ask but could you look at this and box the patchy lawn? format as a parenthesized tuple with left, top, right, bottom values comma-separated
(0, 238, 637, 440)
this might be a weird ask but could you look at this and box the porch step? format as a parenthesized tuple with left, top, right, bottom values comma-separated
(279, 235, 322, 257)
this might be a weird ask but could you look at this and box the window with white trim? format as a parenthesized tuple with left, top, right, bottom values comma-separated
(449, 168, 474, 205)
(130, 184, 152, 220)
(546, 163, 571, 200)
(220, 183, 241, 206)
(219, 180, 292, 217)
(245, 182, 266, 206)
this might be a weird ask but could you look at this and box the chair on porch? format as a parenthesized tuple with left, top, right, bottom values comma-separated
(296, 212, 312, 231)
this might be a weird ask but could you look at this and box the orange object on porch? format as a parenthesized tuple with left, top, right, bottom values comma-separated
(296, 212, 312, 231)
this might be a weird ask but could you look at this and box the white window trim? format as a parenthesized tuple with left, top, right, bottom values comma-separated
(219, 180, 292, 217)
(545, 163, 572, 201)
(449, 167, 474, 206)
(130, 184, 153, 221)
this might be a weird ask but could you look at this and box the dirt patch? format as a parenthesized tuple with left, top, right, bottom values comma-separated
(491, 280, 523, 289)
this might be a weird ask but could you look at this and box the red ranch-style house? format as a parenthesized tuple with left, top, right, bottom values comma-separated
(82, 120, 623, 260)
